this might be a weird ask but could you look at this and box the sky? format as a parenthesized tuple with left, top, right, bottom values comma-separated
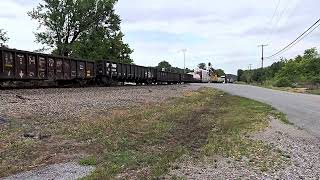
(0, 0, 319, 74)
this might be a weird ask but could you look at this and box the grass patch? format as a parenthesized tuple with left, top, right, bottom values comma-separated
(247, 82, 320, 95)
(270, 109, 292, 125)
(0, 88, 287, 178)
(307, 89, 320, 95)
(80, 156, 97, 166)
(201, 96, 286, 171)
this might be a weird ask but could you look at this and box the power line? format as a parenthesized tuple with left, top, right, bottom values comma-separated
(270, 0, 281, 23)
(264, 0, 290, 43)
(263, 0, 281, 43)
(272, 0, 290, 28)
(264, 0, 303, 46)
(266, 18, 320, 59)
(288, 22, 320, 50)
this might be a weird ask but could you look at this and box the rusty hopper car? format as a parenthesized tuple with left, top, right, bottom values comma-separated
(0, 47, 95, 87)
(96, 60, 157, 85)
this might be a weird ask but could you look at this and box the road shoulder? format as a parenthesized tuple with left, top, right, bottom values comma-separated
(168, 117, 320, 179)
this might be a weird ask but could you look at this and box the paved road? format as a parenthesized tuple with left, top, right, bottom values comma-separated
(198, 84, 320, 137)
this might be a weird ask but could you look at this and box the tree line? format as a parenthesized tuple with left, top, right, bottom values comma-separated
(156, 61, 193, 74)
(1, 0, 133, 64)
(238, 48, 320, 88)
(156, 61, 225, 76)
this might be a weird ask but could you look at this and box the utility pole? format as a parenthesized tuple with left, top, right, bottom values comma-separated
(248, 64, 252, 83)
(258, 44, 268, 68)
(181, 49, 187, 73)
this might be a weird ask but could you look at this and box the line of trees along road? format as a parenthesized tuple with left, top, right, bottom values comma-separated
(238, 48, 320, 89)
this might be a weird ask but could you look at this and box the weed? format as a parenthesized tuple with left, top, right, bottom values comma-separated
(80, 156, 97, 166)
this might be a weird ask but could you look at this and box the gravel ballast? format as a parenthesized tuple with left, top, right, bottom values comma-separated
(0, 85, 198, 121)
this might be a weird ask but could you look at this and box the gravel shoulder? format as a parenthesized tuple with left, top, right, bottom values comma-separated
(168, 117, 320, 179)
(2, 162, 95, 180)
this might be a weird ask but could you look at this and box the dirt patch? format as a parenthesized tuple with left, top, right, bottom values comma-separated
(288, 88, 308, 93)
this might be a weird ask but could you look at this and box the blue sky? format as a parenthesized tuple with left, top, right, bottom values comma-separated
(1, 0, 319, 74)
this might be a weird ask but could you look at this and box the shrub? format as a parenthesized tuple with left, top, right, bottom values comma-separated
(274, 77, 293, 87)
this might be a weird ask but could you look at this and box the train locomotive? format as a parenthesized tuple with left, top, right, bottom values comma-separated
(0, 47, 194, 88)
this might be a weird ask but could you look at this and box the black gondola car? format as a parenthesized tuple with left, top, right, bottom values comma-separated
(96, 60, 157, 85)
(155, 70, 181, 84)
(181, 74, 194, 83)
(0, 48, 95, 86)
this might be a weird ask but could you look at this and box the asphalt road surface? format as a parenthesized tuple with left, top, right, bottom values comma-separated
(198, 83, 320, 137)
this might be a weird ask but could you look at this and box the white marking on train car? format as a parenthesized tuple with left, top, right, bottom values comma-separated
(19, 71, 24, 78)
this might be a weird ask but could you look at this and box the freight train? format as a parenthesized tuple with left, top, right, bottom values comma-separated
(0, 47, 194, 88)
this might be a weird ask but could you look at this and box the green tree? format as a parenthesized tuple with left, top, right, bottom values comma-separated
(303, 48, 318, 60)
(239, 47, 320, 87)
(265, 60, 285, 79)
(237, 69, 244, 81)
(72, 31, 133, 63)
(198, 63, 206, 70)
(28, 0, 133, 63)
(0, 29, 9, 46)
(215, 69, 225, 77)
(157, 61, 172, 71)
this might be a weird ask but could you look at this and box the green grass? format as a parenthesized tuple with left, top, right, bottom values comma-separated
(0, 88, 288, 178)
(80, 156, 98, 166)
(200, 96, 287, 171)
(307, 89, 320, 95)
(270, 109, 292, 125)
(242, 81, 320, 95)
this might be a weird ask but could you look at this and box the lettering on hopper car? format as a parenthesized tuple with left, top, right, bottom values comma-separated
(19, 70, 24, 78)
(48, 58, 54, 67)
(28, 56, 36, 65)
(29, 72, 35, 77)
(17, 54, 24, 65)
